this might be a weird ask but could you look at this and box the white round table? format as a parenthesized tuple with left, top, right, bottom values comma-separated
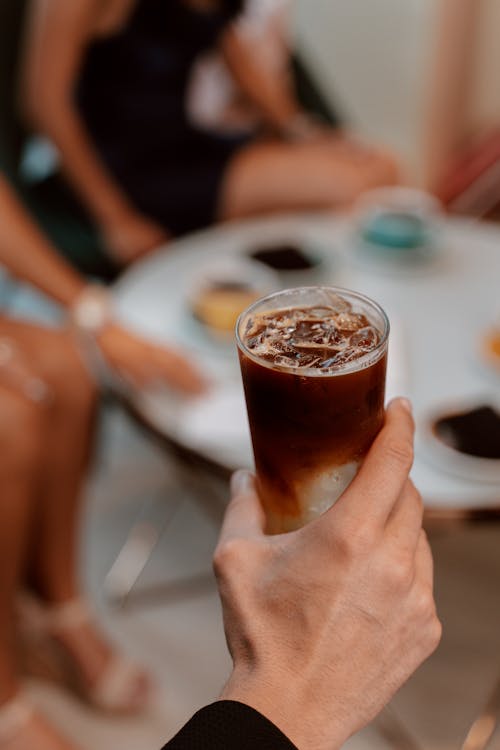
(113, 212, 500, 517)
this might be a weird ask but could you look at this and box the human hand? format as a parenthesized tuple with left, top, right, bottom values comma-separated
(214, 399, 441, 750)
(96, 323, 206, 395)
(101, 209, 169, 266)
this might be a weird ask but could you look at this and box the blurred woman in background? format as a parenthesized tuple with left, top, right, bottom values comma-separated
(20, 0, 398, 269)
(0, 174, 204, 749)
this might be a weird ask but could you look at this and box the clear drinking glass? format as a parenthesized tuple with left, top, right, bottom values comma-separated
(237, 286, 389, 533)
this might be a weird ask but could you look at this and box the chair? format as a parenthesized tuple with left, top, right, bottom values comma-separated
(0, 0, 118, 282)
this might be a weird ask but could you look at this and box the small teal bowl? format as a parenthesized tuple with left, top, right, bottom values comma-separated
(362, 211, 430, 250)
(353, 188, 442, 265)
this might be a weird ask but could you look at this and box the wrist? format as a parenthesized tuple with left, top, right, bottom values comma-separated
(58, 277, 88, 310)
(69, 284, 114, 337)
(221, 669, 343, 750)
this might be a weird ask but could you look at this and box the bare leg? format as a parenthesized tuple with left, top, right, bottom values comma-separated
(0, 321, 98, 605)
(218, 138, 399, 221)
(0, 321, 108, 689)
(0, 384, 43, 705)
(0, 320, 148, 707)
(0, 379, 81, 749)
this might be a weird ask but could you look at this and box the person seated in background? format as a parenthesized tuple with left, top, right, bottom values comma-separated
(0, 174, 204, 750)
(19, 0, 399, 270)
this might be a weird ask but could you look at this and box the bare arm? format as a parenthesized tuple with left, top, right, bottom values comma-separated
(220, 25, 301, 131)
(0, 176, 85, 307)
(20, 0, 168, 263)
(21, 0, 131, 229)
(0, 175, 204, 393)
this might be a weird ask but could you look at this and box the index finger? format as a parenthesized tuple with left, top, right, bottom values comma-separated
(217, 471, 266, 547)
(331, 398, 415, 529)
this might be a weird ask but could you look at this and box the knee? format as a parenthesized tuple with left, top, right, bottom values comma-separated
(337, 158, 400, 206)
(327, 146, 401, 206)
(370, 149, 401, 186)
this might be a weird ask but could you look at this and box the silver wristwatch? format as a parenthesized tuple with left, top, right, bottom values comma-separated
(70, 285, 113, 335)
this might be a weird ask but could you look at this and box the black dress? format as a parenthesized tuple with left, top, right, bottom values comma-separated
(77, 0, 251, 236)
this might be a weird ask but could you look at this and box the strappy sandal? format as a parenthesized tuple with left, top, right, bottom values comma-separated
(19, 596, 153, 715)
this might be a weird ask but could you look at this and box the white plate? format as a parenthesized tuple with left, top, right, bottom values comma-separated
(135, 381, 253, 470)
(417, 398, 500, 484)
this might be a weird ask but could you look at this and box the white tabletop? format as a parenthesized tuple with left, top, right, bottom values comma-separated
(113, 212, 500, 512)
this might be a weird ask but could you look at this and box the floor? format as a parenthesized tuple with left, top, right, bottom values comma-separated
(25, 403, 500, 750)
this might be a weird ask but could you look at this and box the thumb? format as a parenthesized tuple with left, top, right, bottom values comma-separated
(218, 471, 266, 545)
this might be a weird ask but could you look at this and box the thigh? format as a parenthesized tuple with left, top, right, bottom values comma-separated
(0, 380, 46, 474)
(218, 138, 399, 220)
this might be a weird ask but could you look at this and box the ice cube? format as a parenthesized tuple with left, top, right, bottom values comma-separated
(324, 294, 351, 313)
(333, 312, 365, 332)
(349, 326, 380, 349)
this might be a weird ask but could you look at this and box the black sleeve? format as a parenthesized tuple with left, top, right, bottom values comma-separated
(161, 700, 298, 750)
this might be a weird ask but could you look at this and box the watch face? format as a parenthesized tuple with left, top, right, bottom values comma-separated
(73, 288, 111, 333)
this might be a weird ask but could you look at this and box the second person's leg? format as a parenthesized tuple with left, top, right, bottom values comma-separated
(218, 138, 399, 220)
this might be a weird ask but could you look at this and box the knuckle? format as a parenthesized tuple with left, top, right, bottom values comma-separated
(212, 539, 240, 578)
(414, 587, 436, 620)
(384, 437, 414, 473)
(387, 554, 413, 590)
(427, 616, 443, 650)
(418, 610, 442, 656)
(409, 482, 424, 510)
(212, 538, 253, 580)
(334, 523, 376, 559)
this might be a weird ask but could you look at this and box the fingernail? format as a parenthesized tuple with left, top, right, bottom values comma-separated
(230, 470, 253, 496)
(394, 397, 412, 414)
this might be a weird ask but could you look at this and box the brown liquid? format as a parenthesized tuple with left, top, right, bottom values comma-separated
(239, 301, 387, 531)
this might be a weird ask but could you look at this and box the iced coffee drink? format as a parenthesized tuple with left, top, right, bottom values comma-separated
(237, 286, 389, 533)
